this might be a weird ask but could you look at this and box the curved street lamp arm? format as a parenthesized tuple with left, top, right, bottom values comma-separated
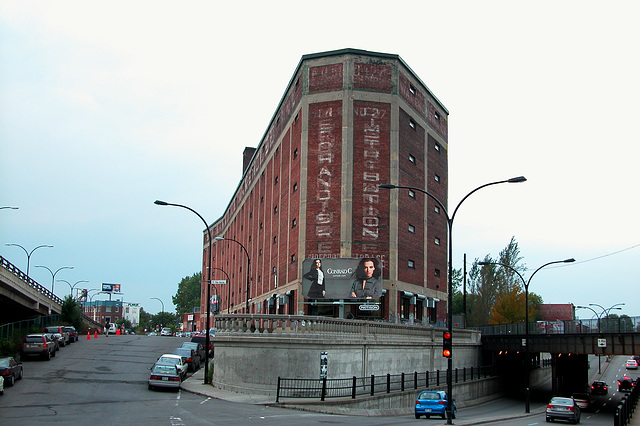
(450, 177, 526, 224)
(477, 260, 527, 288)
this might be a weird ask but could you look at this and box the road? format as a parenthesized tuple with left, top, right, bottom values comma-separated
(1, 334, 636, 425)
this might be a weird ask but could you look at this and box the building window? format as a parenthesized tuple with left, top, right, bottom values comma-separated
(434, 143, 440, 152)
(272, 266, 276, 273)
(274, 205, 278, 215)
(260, 196, 264, 204)
(260, 222, 263, 230)
(434, 174, 440, 182)
(294, 148, 298, 158)
(408, 189, 416, 198)
(273, 236, 277, 244)
(435, 268, 441, 277)
(292, 182, 298, 192)
(409, 154, 416, 164)
(434, 111, 440, 121)
(409, 119, 416, 130)
(434, 206, 440, 214)
(408, 224, 415, 233)
(409, 83, 416, 95)
(274, 176, 279, 184)
(435, 237, 441, 246)
(408, 259, 416, 269)
(291, 254, 296, 263)
(259, 249, 263, 256)
(292, 218, 297, 228)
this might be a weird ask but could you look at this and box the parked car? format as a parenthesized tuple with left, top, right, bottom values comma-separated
(21, 334, 56, 360)
(0, 375, 4, 395)
(44, 326, 69, 346)
(415, 390, 456, 419)
(571, 392, 591, 411)
(155, 354, 188, 379)
(191, 333, 213, 357)
(0, 357, 23, 387)
(172, 348, 200, 372)
(64, 326, 78, 342)
(590, 380, 608, 395)
(44, 333, 61, 352)
(626, 359, 638, 370)
(546, 396, 581, 424)
(148, 364, 181, 390)
(179, 342, 205, 364)
(619, 376, 635, 392)
(161, 328, 173, 336)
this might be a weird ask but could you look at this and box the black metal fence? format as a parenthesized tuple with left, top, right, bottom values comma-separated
(615, 383, 640, 426)
(276, 365, 495, 402)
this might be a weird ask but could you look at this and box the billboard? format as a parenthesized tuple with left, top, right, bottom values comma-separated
(301, 257, 382, 301)
(101, 283, 121, 293)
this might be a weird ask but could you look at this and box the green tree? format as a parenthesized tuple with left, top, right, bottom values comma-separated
(61, 295, 83, 331)
(172, 272, 202, 317)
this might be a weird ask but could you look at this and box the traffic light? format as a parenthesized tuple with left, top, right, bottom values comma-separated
(442, 331, 452, 358)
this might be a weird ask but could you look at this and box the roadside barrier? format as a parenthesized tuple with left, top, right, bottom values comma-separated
(615, 380, 640, 426)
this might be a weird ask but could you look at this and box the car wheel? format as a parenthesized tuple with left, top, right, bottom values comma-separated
(44, 351, 51, 361)
(52, 349, 56, 357)
(7, 375, 14, 387)
(17, 369, 23, 380)
(441, 413, 446, 420)
(148, 384, 153, 390)
(414, 413, 420, 419)
(546, 418, 550, 422)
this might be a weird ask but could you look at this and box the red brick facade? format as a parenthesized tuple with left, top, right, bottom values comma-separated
(201, 49, 449, 327)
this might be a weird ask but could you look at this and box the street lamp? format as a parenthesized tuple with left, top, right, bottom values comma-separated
(0, 206, 19, 210)
(576, 305, 606, 374)
(5, 243, 53, 277)
(34, 265, 74, 294)
(150, 297, 165, 329)
(57, 279, 89, 297)
(210, 267, 231, 313)
(154, 199, 213, 385)
(380, 176, 526, 424)
(214, 236, 250, 314)
(479, 258, 575, 412)
(88, 290, 104, 322)
(589, 303, 624, 333)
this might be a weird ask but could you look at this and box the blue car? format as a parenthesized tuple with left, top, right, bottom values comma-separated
(415, 390, 456, 419)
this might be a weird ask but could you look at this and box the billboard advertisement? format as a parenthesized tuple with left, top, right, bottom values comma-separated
(101, 283, 121, 293)
(302, 257, 382, 301)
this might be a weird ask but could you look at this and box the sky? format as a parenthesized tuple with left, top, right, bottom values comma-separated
(1, 1, 638, 318)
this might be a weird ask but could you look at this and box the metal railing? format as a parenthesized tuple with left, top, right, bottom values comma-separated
(276, 365, 496, 402)
(0, 315, 62, 340)
(0, 255, 63, 305)
(615, 381, 640, 426)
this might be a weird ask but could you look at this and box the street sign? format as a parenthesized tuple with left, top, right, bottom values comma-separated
(598, 338, 607, 348)
(211, 280, 226, 285)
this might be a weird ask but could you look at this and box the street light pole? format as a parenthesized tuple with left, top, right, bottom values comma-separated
(57, 279, 89, 297)
(34, 265, 74, 294)
(154, 200, 213, 385)
(479, 258, 575, 412)
(214, 237, 250, 314)
(5, 243, 53, 277)
(210, 267, 231, 313)
(150, 297, 165, 328)
(576, 305, 604, 374)
(380, 176, 526, 424)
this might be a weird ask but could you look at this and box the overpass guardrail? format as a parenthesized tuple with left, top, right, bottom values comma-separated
(1, 255, 63, 305)
(475, 317, 640, 336)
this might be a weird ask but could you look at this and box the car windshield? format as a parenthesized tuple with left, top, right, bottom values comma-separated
(158, 357, 179, 366)
(153, 364, 177, 374)
(181, 342, 197, 349)
(25, 336, 43, 343)
(0, 358, 10, 367)
(419, 392, 442, 400)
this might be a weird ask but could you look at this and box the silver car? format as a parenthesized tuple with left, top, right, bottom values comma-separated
(148, 364, 181, 390)
(546, 396, 581, 424)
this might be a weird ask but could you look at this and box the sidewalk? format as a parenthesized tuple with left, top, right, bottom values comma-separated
(179, 370, 548, 425)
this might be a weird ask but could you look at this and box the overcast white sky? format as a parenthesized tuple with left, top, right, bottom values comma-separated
(1, 1, 638, 318)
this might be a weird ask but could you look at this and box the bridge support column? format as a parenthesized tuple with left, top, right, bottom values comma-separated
(551, 353, 589, 396)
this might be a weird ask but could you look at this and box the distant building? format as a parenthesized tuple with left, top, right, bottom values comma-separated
(83, 300, 123, 325)
(538, 303, 575, 321)
(123, 302, 141, 327)
(182, 309, 201, 333)
(201, 49, 449, 329)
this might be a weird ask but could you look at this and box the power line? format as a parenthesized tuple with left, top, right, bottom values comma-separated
(540, 243, 640, 270)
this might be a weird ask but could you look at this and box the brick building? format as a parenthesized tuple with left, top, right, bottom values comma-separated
(201, 49, 449, 328)
(83, 300, 123, 326)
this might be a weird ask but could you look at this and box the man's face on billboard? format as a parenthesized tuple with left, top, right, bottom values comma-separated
(364, 261, 375, 278)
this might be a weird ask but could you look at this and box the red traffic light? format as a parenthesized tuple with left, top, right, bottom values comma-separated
(442, 331, 452, 358)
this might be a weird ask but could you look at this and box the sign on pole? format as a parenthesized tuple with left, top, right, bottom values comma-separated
(211, 280, 227, 285)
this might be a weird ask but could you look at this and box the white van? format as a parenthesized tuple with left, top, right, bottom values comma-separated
(108, 323, 117, 334)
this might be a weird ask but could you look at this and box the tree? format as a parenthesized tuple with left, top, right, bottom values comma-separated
(61, 295, 83, 331)
(172, 272, 202, 317)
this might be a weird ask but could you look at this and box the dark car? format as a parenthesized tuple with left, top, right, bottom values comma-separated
(0, 357, 23, 387)
(415, 390, 456, 419)
(546, 396, 581, 424)
(64, 326, 78, 343)
(172, 348, 200, 372)
(619, 376, 635, 392)
(590, 380, 608, 395)
(179, 342, 205, 364)
(191, 333, 213, 357)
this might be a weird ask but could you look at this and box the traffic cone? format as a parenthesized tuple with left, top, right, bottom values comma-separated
(116, 328, 121, 335)
(94, 330, 98, 338)
(87, 330, 91, 340)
